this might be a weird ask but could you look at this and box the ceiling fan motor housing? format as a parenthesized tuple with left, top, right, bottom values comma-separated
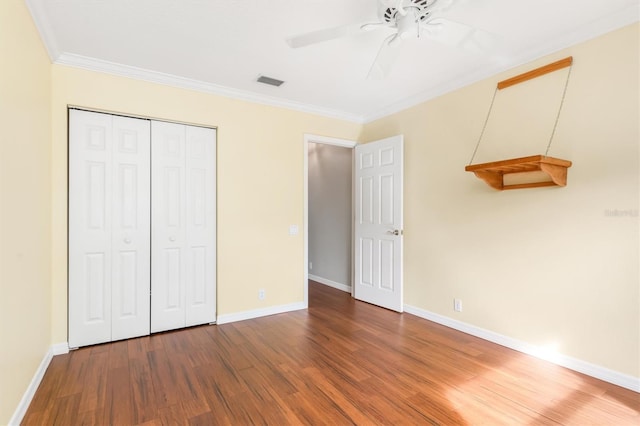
(383, 0, 439, 23)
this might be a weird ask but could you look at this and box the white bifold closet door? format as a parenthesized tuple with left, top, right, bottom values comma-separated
(151, 121, 217, 333)
(68, 109, 151, 348)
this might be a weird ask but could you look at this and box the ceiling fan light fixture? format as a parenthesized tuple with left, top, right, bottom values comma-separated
(286, 0, 481, 80)
(396, 9, 420, 39)
(384, 0, 439, 23)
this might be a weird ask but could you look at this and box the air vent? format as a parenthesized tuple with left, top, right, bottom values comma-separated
(257, 75, 285, 87)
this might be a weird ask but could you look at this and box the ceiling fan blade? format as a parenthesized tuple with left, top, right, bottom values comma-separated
(361, 21, 393, 32)
(422, 18, 501, 54)
(367, 34, 401, 80)
(286, 24, 362, 48)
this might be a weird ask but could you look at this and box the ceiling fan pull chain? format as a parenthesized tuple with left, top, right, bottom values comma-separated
(468, 86, 498, 165)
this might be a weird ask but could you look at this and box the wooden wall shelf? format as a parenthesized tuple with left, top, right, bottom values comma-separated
(466, 57, 574, 191)
(465, 155, 572, 190)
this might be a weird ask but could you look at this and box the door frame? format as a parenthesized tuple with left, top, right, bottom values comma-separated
(303, 134, 357, 308)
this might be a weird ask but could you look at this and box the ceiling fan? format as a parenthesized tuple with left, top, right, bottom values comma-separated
(286, 0, 496, 79)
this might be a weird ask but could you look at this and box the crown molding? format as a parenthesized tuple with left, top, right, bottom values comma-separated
(24, 0, 60, 61)
(54, 53, 365, 123)
(26, 0, 637, 125)
(362, 3, 640, 123)
(24, 0, 362, 122)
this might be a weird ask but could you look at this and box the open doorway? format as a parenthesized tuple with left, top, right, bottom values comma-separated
(303, 134, 356, 307)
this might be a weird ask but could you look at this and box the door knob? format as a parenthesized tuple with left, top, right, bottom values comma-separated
(387, 229, 402, 236)
(124, 237, 131, 244)
(169, 236, 176, 242)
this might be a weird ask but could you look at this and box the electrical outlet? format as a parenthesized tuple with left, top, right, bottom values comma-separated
(258, 289, 266, 300)
(454, 299, 462, 312)
(309, 262, 313, 270)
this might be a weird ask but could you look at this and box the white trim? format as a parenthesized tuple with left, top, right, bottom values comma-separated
(303, 134, 358, 148)
(303, 134, 357, 308)
(404, 304, 640, 393)
(24, 0, 60, 61)
(303, 140, 309, 310)
(309, 274, 352, 293)
(216, 302, 306, 325)
(8, 342, 69, 426)
(54, 53, 364, 123)
(52, 342, 70, 355)
(23, 0, 638, 124)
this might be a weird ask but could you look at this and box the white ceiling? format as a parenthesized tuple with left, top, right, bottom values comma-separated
(26, 0, 639, 123)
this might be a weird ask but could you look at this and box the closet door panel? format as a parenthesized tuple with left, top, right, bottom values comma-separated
(151, 121, 187, 332)
(69, 110, 114, 348)
(70, 111, 217, 344)
(111, 116, 151, 341)
(185, 126, 217, 326)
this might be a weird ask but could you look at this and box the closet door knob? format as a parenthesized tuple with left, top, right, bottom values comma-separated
(169, 236, 176, 242)
(124, 237, 131, 244)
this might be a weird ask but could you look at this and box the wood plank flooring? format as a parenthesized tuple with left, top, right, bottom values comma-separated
(23, 281, 640, 425)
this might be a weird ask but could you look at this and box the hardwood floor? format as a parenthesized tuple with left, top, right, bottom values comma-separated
(23, 281, 639, 425)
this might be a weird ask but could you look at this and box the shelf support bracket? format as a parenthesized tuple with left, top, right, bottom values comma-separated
(539, 162, 568, 187)
(473, 171, 503, 190)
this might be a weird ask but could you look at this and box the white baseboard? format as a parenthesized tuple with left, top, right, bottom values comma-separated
(51, 342, 70, 355)
(404, 304, 640, 393)
(9, 342, 70, 426)
(216, 301, 306, 325)
(309, 274, 351, 293)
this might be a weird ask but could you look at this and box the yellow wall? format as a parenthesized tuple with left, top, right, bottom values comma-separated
(361, 23, 639, 377)
(0, 0, 52, 423)
(1, 0, 638, 420)
(50, 66, 362, 343)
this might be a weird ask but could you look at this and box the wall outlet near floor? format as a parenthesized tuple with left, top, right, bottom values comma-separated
(454, 299, 462, 312)
(309, 262, 313, 270)
(258, 289, 266, 300)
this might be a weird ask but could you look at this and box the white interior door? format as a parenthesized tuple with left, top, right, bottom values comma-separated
(185, 125, 217, 326)
(354, 135, 403, 312)
(69, 110, 113, 347)
(151, 121, 187, 332)
(151, 121, 216, 332)
(69, 109, 151, 347)
(111, 116, 151, 341)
